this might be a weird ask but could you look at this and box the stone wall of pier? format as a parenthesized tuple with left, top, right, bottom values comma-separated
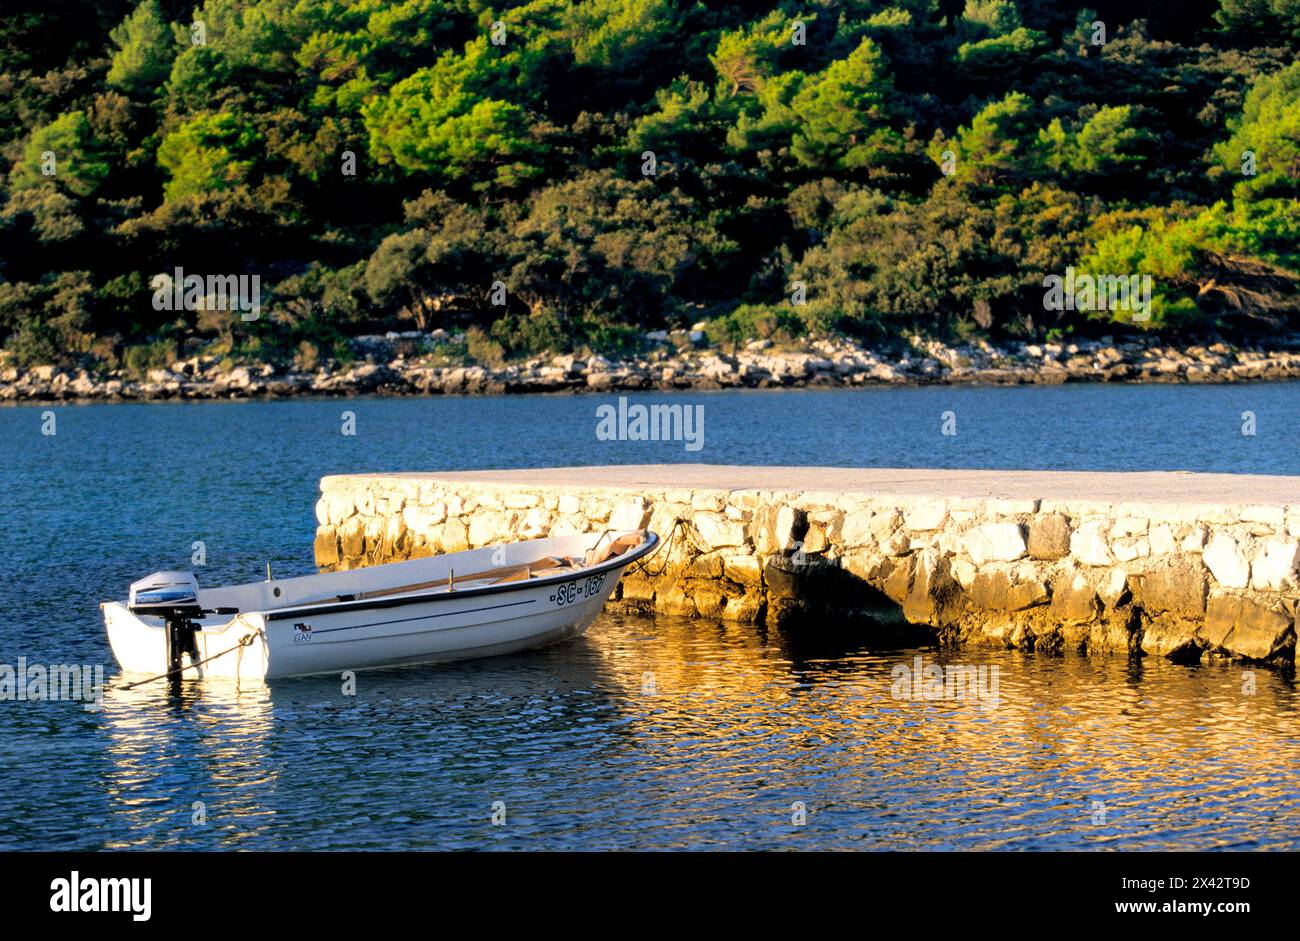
(314, 473, 1299, 666)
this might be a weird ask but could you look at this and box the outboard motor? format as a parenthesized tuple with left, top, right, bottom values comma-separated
(128, 572, 216, 679)
(129, 571, 201, 617)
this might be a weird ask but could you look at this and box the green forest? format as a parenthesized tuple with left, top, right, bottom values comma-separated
(1, 0, 1298, 373)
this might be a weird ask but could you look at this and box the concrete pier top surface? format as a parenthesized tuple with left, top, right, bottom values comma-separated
(325, 465, 1298, 507)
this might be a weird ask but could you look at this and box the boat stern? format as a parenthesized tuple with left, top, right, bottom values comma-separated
(102, 601, 269, 682)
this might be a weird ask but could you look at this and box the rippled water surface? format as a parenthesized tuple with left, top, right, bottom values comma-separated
(2, 386, 1298, 850)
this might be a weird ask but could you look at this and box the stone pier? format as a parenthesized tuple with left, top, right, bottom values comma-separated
(314, 466, 1300, 666)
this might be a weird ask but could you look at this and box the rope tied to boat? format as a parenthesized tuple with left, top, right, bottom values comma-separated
(625, 517, 709, 579)
(118, 627, 262, 690)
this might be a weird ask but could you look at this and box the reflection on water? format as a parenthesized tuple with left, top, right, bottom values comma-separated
(11, 612, 1300, 851)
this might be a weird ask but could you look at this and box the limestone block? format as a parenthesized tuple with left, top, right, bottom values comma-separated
(1140, 622, 1201, 660)
(773, 505, 807, 551)
(1204, 593, 1293, 660)
(692, 511, 748, 548)
(520, 507, 552, 538)
(903, 549, 961, 624)
(326, 491, 355, 526)
(686, 551, 725, 579)
(962, 523, 1027, 565)
(1149, 524, 1176, 555)
(723, 552, 762, 587)
(882, 531, 912, 557)
(1135, 555, 1207, 617)
(869, 509, 902, 542)
(618, 573, 656, 603)
(609, 496, 652, 531)
(690, 491, 725, 512)
(967, 569, 1049, 612)
(950, 558, 977, 591)
(723, 593, 764, 623)
(840, 509, 874, 547)
(1111, 537, 1150, 563)
(1072, 521, 1113, 567)
(339, 517, 365, 561)
(903, 499, 947, 531)
(988, 498, 1039, 516)
(1050, 572, 1098, 623)
(1251, 539, 1300, 591)
(1203, 532, 1250, 588)
(1027, 514, 1071, 560)
(314, 526, 339, 568)
(693, 588, 728, 619)
(440, 518, 470, 553)
(802, 522, 830, 553)
(1240, 505, 1285, 530)
(403, 503, 446, 539)
(840, 550, 891, 584)
(1110, 517, 1149, 538)
(1097, 568, 1130, 608)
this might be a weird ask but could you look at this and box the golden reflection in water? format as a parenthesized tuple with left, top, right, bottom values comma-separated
(97, 676, 278, 848)
(84, 611, 1300, 850)
(586, 612, 1300, 849)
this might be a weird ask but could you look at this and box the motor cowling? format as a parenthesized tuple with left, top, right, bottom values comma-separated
(128, 571, 201, 617)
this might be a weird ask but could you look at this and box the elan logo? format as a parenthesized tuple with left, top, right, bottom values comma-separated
(49, 871, 151, 921)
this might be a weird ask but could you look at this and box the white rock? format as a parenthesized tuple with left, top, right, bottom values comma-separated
(1098, 569, 1129, 607)
(840, 509, 873, 547)
(869, 509, 902, 542)
(609, 496, 651, 531)
(1149, 524, 1176, 555)
(882, 532, 911, 556)
(951, 558, 977, 591)
(1251, 539, 1300, 591)
(1181, 526, 1207, 551)
(1112, 537, 1150, 563)
(1241, 505, 1285, 529)
(1110, 517, 1148, 538)
(1071, 521, 1113, 567)
(520, 507, 552, 538)
(903, 499, 947, 531)
(1203, 532, 1250, 588)
(962, 523, 1027, 565)
(692, 512, 747, 547)
(326, 492, 355, 526)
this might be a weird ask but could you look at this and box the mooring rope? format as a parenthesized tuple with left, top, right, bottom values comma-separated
(118, 623, 262, 690)
(627, 517, 710, 579)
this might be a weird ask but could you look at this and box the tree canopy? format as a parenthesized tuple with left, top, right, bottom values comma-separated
(0, 0, 1297, 369)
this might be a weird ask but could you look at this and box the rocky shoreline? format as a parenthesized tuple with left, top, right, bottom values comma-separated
(6, 331, 1300, 402)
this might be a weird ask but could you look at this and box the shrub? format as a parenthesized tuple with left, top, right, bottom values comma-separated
(122, 337, 177, 377)
(704, 303, 806, 346)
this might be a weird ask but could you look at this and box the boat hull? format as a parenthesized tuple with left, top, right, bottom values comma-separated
(103, 531, 655, 681)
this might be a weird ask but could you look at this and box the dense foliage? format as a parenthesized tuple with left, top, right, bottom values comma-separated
(1, 0, 1297, 369)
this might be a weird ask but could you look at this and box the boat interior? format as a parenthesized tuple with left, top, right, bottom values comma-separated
(173, 529, 653, 621)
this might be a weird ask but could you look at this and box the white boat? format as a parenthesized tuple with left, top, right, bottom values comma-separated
(102, 530, 658, 682)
